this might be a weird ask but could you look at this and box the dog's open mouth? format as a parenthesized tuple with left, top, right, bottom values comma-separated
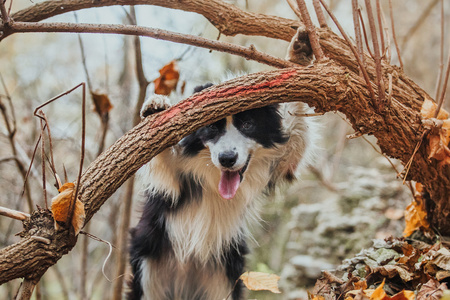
(218, 156, 250, 200)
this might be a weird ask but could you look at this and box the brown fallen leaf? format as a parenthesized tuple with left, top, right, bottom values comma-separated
(154, 60, 180, 95)
(416, 278, 447, 300)
(239, 271, 281, 294)
(427, 119, 450, 166)
(371, 264, 414, 282)
(403, 183, 431, 237)
(51, 182, 85, 235)
(91, 91, 113, 117)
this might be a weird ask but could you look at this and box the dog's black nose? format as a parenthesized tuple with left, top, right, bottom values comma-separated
(219, 151, 238, 168)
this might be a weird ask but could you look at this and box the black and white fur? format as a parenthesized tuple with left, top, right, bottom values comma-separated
(128, 84, 317, 300)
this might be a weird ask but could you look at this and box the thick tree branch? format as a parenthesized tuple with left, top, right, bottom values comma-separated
(10, 0, 298, 41)
(1, 59, 446, 283)
(0, 22, 295, 69)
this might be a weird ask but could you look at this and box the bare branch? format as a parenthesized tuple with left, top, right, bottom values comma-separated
(364, 0, 386, 111)
(352, 0, 364, 72)
(434, 47, 450, 118)
(375, 0, 385, 53)
(434, 0, 445, 100)
(313, 0, 327, 28)
(318, 0, 376, 105)
(16, 279, 38, 300)
(1, 22, 296, 69)
(0, 0, 10, 25)
(296, 0, 325, 61)
(0, 206, 30, 221)
(388, 0, 403, 69)
(11, 0, 298, 42)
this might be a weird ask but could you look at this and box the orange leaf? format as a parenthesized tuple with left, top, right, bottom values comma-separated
(51, 182, 85, 235)
(154, 60, 180, 95)
(239, 271, 281, 294)
(421, 99, 449, 120)
(91, 91, 113, 117)
(403, 183, 430, 237)
(370, 279, 387, 300)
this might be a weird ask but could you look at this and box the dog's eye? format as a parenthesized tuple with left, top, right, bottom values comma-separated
(206, 124, 217, 131)
(241, 121, 254, 131)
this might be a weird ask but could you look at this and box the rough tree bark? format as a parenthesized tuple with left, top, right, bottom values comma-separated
(0, 0, 448, 294)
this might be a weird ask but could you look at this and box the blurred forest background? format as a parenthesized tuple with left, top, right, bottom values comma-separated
(0, 0, 449, 299)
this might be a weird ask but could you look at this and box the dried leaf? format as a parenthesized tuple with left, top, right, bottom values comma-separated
(51, 182, 85, 235)
(421, 99, 449, 120)
(403, 183, 430, 237)
(370, 279, 387, 300)
(389, 290, 415, 300)
(416, 279, 447, 300)
(354, 280, 368, 290)
(239, 271, 281, 293)
(154, 60, 180, 95)
(91, 91, 113, 117)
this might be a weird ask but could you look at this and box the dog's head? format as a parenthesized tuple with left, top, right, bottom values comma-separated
(180, 84, 288, 199)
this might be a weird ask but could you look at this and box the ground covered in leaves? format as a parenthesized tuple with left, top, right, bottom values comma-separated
(309, 236, 450, 300)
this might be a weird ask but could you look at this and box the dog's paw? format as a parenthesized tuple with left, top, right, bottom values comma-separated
(140, 95, 171, 119)
(286, 25, 313, 66)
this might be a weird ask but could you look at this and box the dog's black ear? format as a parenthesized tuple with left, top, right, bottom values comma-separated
(193, 83, 214, 93)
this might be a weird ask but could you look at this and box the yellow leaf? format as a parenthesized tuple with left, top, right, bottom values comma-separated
(239, 271, 281, 294)
(51, 182, 85, 235)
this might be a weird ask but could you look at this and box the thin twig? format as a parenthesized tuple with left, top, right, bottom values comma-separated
(379, 3, 390, 60)
(0, 0, 10, 24)
(39, 117, 48, 208)
(75, 13, 93, 91)
(352, 0, 364, 73)
(1, 22, 296, 69)
(434, 47, 450, 118)
(66, 83, 86, 229)
(365, 0, 386, 112)
(375, 0, 385, 54)
(312, 0, 327, 28)
(318, 0, 376, 104)
(434, 0, 445, 100)
(296, 0, 325, 61)
(358, 9, 375, 59)
(0, 73, 16, 135)
(0, 205, 30, 221)
(401, 132, 426, 184)
(388, 0, 403, 69)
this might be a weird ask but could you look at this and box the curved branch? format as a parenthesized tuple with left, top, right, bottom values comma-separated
(11, 0, 298, 41)
(1, 60, 445, 283)
(1, 22, 295, 69)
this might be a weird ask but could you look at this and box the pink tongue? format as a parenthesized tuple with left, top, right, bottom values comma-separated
(218, 170, 241, 200)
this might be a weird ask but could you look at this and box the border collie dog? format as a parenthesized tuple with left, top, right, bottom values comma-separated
(129, 83, 316, 300)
